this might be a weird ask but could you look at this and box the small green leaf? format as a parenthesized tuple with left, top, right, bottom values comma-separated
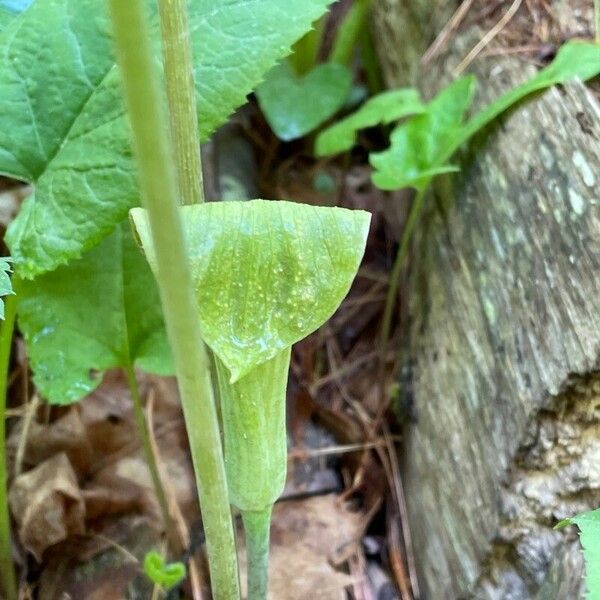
(256, 61, 353, 141)
(143, 551, 186, 590)
(15, 222, 172, 404)
(315, 88, 425, 156)
(556, 508, 600, 599)
(371, 41, 600, 191)
(0, 258, 14, 320)
(131, 200, 370, 382)
(0, 0, 335, 277)
(370, 76, 475, 191)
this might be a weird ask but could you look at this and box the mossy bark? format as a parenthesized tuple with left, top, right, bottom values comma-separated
(373, 2, 600, 598)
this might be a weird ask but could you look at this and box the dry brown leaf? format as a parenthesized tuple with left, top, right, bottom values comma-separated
(239, 494, 363, 600)
(7, 407, 93, 474)
(9, 453, 85, 560)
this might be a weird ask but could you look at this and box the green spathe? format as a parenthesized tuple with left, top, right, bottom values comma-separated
(0, 0, 335, 277)
(216, 348, 291, 511)
(131, 200, 371, 382)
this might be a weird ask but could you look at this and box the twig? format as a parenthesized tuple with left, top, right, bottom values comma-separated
(382, 423, 419, 598)
(454, 0, 524, 75)
(421, 0, 476, 65)
(287, 437, 401, 459)
(14, 393, 39, 477)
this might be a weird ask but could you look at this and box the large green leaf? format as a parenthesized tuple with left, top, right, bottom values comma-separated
(0, 0, 32, 31)
(0, 0, 31, 31)
(371, 41, 600, 191)
(0, 258, 14, 320)
(0, 0, 334, 277)
(131, 200, 370, 382)
(315, 88, 425, 156)
(256, 60, 352, 141)
(557, 508, 600, 599)
(370, 76, 475, 191)
(15, 222, 172, 404)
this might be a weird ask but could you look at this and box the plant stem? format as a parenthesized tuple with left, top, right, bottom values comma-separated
(158, 0, 204, 206)
(125, 364, 177, 549)
(377, 188, 427, 410)
(108, 2, 240, 598)
(0, 294, 17, 600)
(330, 0, 371, 66)
(290, 17, 325, 76)
(241, 508, 272, 600)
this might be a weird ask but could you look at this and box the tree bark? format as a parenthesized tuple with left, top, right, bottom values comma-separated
(373, 2, 600, 598)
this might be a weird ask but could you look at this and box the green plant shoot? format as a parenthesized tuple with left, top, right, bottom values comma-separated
(371, 41, 600, 190)
(143, 550, 187, 591)
(131, 200, 371, 599)
(556, 509, 600, 599)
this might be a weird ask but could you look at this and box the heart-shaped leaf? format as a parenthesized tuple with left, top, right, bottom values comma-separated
(315, 88, 425, 156)
(131, 200, 370, 382)
(143, 551, 186, 590)
(0, 0, 334, 277)
(0, 258, 14, 320)
(256, 61, 352, 141)
(15, 222, 172, 404)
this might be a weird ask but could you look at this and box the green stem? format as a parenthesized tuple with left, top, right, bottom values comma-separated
(329, 0, 371, 66)
(378, 188, 427, 402)
(125, 364, 177, 550)
(107, 2, 239, 598)
(242, 508, 272, 600)
(158, 0, 204, 206)
(290, 17, 325, 76)
(0, 294, 17, 600)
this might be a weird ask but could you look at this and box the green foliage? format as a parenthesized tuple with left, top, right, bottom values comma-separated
(256, 61, 352, 141)
(556, 509, 600, 599)
(143, 551, 186, 590)
(0, 0, 335, 277)
(15, 223, 171, 404)
(315, 88, 425, 156)
(371, 41, 600, 191)
(0, 259, 14, 321)
(371, 76, 475, 191)
(131, 200, 371, 382)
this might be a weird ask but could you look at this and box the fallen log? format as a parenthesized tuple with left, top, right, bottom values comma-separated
(372, 2, 600, 598)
